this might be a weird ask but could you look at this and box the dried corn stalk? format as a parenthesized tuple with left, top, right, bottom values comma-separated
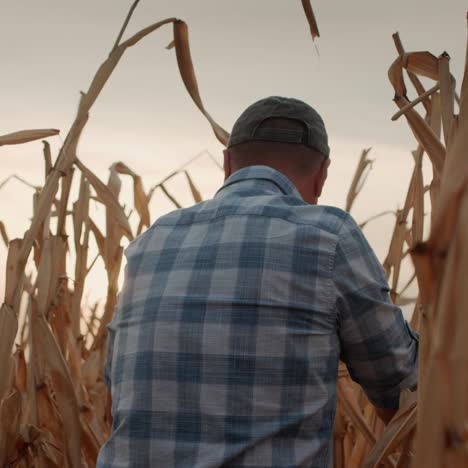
(0, 2, 227, 465)
(345, 148, 373, 212)
(0, 129, 59, 146)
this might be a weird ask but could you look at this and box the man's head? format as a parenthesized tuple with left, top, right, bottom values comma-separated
(224, 96, 330, 205)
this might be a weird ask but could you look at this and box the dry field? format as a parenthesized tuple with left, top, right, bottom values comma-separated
(0, 2, 467, 467)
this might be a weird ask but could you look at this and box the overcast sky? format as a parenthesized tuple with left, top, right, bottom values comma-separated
(0, 0, 466, 303)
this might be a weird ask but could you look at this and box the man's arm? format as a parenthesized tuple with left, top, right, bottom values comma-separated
(333, 215, 419, 421)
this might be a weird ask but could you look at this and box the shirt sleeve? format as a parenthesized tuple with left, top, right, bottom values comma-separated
(333, 215, 419, 409)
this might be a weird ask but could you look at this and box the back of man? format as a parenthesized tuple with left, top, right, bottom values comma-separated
(97, 97, 418, 468)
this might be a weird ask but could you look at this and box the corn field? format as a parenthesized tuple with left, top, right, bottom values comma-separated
(0, 2, 467, 467)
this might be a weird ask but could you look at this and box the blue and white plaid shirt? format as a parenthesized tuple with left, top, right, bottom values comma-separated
(97, 166, 418, 468)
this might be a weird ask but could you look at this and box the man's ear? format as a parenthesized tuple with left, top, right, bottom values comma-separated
(315, 157, 330, 198)
(223, 149, 232, 181)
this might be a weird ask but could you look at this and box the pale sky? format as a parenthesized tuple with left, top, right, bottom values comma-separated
(0, 0, 466, 306)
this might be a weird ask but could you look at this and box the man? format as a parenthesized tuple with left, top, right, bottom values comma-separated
(97, 96, 418, 467)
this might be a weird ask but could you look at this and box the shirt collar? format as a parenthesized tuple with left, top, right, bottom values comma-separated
(215, 165, 303, 200)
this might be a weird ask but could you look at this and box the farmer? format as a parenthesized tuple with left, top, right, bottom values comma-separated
(97, 96, 419, 467)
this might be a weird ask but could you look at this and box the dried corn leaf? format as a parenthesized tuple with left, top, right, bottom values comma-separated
(5, 238, 22, 305)
(337, 378, 376, 446)
(12, 172, 66, 313)
(89, 218, 106, 260)
(389, 48, 446, 177)
(71, 176, 91, 341)
(0, 221, 8, 246)
(25, 300, 39, 428)
(0, 129, 59, 146)
(81, 349, 101, 389)
(0, 390, 22, 466)
(0, 239, 22, 401)
(73, 175, 90, 253)
(43, 140, 53, 175)
(394, 96, 445, 174)
(388, 56, 407, 98)
(13, 348, 27, 393)
(393, 31, 433, 112)
(405, 51, 439, 81)
(301, 0, 320, 40)
(91, 240, 123, 351)
(391, 84, 439, 121)
(132, 176, 150, 226)
(359, 210, 395, 229)
(0, 304, 17, 401)
(394, 295, 417, 306)
(104, 165, 123, 279)
(56, 168, 75, 236)
(80, 413, 102, 464)
(184, 170, 203, 203)
(31, 309, 81, 468)
(414, 376, 446, 467)
(333, 406, 347, 467)
(410, 242, 436, 308)
(382, 210, 406, 286)
(173, 20, 229, 145)
(107, 163, 122, 199)
(438, 53, 456, 148)
(76, 158, 132, 240)
(160, 182, 183, 208)
(80, 17, 175, 113)
(362, 401, 417, 468)
(345, 148, 372, 212)
(347, 420, 372, 468)
(35, 237, 67, 321)
(104, 165, 124, 300)
(37, 438, 63, 468)
(114, 162, 150, 228)
(110, 0, 141, 53)
(412, 150, 425, 244)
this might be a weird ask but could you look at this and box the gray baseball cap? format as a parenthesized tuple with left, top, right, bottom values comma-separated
(227, 96, 330, 158)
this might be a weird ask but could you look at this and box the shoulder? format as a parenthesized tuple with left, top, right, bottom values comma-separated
(124, 202, 209, 259)
(293, 204, 356, 237)
(297, 206, 376, 271)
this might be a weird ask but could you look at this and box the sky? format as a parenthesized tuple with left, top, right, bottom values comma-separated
(0, 0, 466, 307)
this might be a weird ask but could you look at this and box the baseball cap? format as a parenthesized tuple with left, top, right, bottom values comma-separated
(227, 96, 330, 158)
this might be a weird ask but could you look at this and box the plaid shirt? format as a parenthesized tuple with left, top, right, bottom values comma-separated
(97, 166, 418, 468)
